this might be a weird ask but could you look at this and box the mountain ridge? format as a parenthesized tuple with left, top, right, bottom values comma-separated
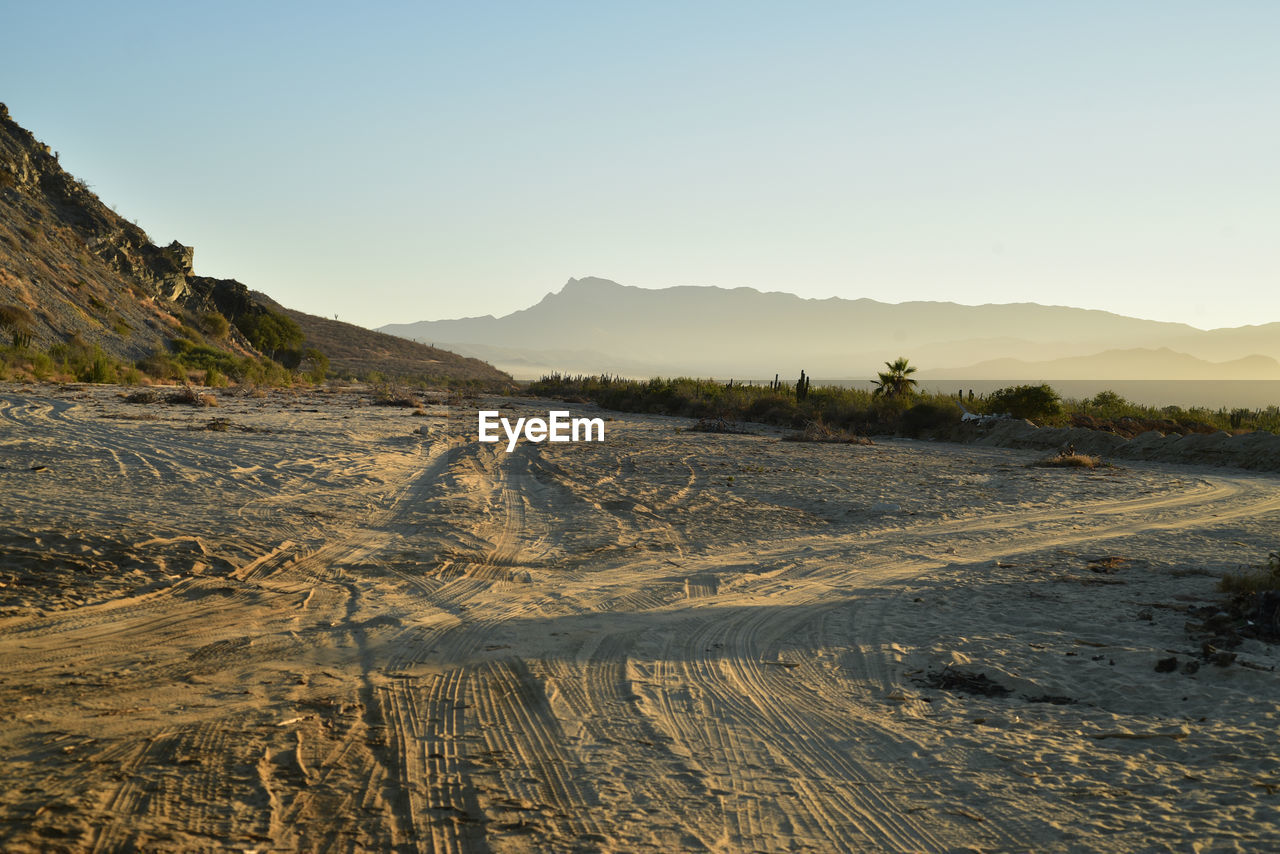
(382, 276, 1275, 380)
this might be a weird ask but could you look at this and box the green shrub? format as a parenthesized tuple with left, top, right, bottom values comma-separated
(985, 384, 1061, 421)
(234, 309, 304, 360)
(138, 347, 187, 382)
(902, 400, 960, 434)
(168, 337, 240, 376)
(301, 347, 329, 383)
(79, 351, 117, 384)
(30, 352, 54, 381)
(201, 311, 231, 340)
(204, 367, 229, 388)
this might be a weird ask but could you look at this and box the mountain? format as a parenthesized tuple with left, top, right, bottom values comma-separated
(922, 349, 1280, 382)
(0, 104, 509, 387)
(381, 277, 1277, 380)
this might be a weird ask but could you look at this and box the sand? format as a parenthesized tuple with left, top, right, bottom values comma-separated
(1, 383, 1278, 853)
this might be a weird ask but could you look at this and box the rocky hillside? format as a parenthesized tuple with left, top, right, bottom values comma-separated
(252, 292, 510, 384)
(0, 103, 509, 387)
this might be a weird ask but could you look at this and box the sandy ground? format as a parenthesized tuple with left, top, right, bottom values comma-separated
(1, 383, 1279, 853)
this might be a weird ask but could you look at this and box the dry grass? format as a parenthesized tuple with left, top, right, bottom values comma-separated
(689, 417, 753, 435)
(1218, 552, 1280, 596)
(782, 421, 873, 445)
(1033, 452, 1109, 469)
(164, 387, 217, 407)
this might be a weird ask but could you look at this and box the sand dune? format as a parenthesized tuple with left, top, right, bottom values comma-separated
(1, 384, 1278, 852)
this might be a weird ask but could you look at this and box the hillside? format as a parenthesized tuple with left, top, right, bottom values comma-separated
(382, 277, 1279, 380)
(251, 292, 510, 384)
(0, 103, 508, 387)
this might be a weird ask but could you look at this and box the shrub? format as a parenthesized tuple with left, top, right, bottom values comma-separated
(783, 421, 873, 444)
(1218, 552, 1280, 595)
(138, 347, 187, 382)
(986, 384, 1061, 421)
(0, 303, 36, 348)
(30, 351, 54, 381)
(204, 367, 229, 388)
(201, 311, 231, 341)
(301, 347, 329, 383)
(1032, 452, 1107, 469)
(234, 309, 304, 360)
(78, 351, 118, 384)
(902, 400, 960, 435)
(168, 337, 240, 377)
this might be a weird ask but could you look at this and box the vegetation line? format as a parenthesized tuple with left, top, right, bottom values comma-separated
(528, 365, 1280, 437)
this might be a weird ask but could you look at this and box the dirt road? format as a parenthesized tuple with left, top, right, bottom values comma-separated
(2, 386, 1278, 852)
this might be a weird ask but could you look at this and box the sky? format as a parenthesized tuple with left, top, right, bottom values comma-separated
(3, 2, 1278, 331)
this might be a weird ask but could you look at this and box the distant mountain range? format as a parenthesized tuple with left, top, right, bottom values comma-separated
(381, 277, 1280, 381)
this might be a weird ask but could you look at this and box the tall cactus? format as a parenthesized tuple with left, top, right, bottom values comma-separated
(795, 370, 810, 401)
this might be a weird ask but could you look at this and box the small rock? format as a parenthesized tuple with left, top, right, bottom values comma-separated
(1210, 651, 1237, 668)
(1155, 656, 1179, 673)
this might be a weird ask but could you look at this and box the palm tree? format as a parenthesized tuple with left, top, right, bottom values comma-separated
(872, 357, 918, 398)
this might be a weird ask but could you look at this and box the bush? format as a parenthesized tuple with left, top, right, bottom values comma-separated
(201, 311, 231, 341)
(985, 384, 1061, 421)
(902, 401, 960, 435)
(1032, 452, 1108, 469)
(138, 347, 187, 382)
(204, 367, 229, 388)
(1218, 552, 1280, 595)
(168, 337, 240, 377)
(782, 421, 873, 444)
(0, 303, 36, 348)
(79, 351, 118, 384)
(301, 348, 329, 383)
(234, 309, 304, 360)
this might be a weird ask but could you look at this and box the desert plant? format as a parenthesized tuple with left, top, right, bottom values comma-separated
(1218, 552, 1280, 595)
(1032, 452, 1107, 469)
(78, 351, 118, 384)
(986, 384, 1061, 421)
(783, 420, 873, 444)
(0, 303, 35, 348)
(872, 357, 917, 398)
(234, 309, 304, 360)
(204, 367, 229, 388)
(301, 347, 329, 383)
(201, 311, 231, 341)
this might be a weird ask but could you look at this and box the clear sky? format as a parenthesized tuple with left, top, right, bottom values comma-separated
(4, 2, 1277, 330)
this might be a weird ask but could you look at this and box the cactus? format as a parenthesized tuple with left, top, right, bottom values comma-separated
(795, 370, 810, 402)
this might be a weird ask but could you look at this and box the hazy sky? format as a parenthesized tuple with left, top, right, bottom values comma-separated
(4, 2, 1277, 330)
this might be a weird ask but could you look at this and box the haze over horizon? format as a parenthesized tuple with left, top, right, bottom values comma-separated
(3, 2, 1277, 332)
